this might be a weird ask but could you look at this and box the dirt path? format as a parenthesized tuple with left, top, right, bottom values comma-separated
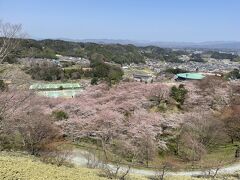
(70, 149, 240, 177)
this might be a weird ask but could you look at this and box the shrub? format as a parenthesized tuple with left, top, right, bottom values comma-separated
(0, 133, 23, 151)
(91, 77, 98, 85)
(170, 84, 188, 105)
(226, 69, 240, 80)
(59, 85, 64, 90)
(52, 110, 68, 121)
(0, 80, 6, 91)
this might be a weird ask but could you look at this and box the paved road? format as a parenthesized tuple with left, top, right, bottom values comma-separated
(70, 149, 240, 177)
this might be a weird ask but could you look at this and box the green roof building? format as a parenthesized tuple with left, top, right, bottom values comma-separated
(176, 73, 205, 80)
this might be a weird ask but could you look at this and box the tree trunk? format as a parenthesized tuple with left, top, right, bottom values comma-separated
(235, 147, 240, 158)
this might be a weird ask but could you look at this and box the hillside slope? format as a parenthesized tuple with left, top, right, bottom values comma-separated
(0, 152, 147, 180)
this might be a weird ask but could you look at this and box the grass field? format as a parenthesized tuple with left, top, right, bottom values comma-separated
(0, 152, 149, 180)
(123, 67, 156, 79)
(0, 152, 214, 180)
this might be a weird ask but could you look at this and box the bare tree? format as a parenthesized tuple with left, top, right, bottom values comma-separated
(0, 21, 23, 63)
(136, 134, 156, 167)
(101, 158, 132, 180)
(154, 161, 173, 180)
(97, 137, 135, 180)
(202, 159, 224, 179)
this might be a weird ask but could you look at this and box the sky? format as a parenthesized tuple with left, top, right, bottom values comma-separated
(0, 0, 240, 42)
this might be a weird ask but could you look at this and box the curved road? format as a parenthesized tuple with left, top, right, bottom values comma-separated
(70, 149, 240, 177)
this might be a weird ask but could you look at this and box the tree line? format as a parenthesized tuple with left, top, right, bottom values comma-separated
(2, 38, 195, 65)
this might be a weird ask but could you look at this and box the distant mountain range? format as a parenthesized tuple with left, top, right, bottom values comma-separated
(57, 38, 240, 51)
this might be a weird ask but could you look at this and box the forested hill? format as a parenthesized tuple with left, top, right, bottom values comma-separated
(13, 39, 185, 64)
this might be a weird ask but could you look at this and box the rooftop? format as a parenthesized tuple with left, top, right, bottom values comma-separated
(176, 73, 205, 80)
